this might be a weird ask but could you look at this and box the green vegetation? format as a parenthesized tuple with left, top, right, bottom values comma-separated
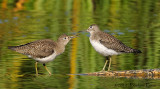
(0, 0, 160, 89)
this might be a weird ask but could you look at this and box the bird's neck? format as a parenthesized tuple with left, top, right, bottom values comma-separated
(55, 41, 66, 55)
(89, 32, 99, 41)
(56, 40, 66, 46)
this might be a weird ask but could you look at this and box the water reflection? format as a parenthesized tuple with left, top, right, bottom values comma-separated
(0, 0, 160, 89)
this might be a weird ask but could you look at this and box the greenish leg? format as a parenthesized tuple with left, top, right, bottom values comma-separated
(35, 62, 38, 76)
(101, 56, 109, 71)
(43, 64, 51, 75)
(108, 57, 112, 71)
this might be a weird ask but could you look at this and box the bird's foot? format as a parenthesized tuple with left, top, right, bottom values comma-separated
(99, 70, 106, 73)
(107, 68, 111, 71)
(48, 73, 52, 76)
(35, 73, 39, 76)
(99, 69, 111, 73)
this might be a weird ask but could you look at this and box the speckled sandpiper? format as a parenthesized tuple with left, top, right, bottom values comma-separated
(8, 34, 74, 75)
(86, 24, 141, 71)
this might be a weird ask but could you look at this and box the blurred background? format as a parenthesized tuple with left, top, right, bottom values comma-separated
(0, 0, 160, 89)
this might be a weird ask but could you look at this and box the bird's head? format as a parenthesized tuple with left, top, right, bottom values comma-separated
(58, 34, 73, 45)
(58, 34, 78, 46)
(86, 24, 100, 33)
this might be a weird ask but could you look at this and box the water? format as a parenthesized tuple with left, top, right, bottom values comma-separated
(0, 0, 160, 89)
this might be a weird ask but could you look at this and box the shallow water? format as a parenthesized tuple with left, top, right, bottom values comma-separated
(0, 0, 160, 89)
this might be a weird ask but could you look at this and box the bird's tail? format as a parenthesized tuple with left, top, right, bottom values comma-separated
(8, 46, 17, 50)
(132, 49, 142, 53)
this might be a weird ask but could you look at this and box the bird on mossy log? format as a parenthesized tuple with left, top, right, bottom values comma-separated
(86, 24, 142, 72)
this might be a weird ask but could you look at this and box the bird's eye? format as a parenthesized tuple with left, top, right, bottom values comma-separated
(64, 37, 67, 40)
(89, 26, 92, 28)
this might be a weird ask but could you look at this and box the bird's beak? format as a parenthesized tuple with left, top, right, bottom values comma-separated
(78, 30, 88, 33)
(69, 34, 79, 39)
(69, 30, 88, 39)
(86, 29, 89, 32)
(69, 36, 74, 39)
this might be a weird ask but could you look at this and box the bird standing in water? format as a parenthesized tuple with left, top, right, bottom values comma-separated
(8, 34, 74, 75)
(86, 24, 141, 71)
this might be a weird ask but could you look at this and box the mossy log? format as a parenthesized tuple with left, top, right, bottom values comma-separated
(84, 69, 160, 79)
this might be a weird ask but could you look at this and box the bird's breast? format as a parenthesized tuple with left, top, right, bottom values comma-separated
(55, 47, 65, 55)
(34, 52, 57, 63)
(89, 39, 120, 56)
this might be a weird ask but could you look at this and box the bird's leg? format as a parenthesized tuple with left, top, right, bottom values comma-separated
(108, 56, 112, 71)
(101, 56, 109, 72)
(35, 62, 38, 76)
(43, 64, 51, 75)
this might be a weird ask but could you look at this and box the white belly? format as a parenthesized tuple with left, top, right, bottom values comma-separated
(90, 39, 120, 56)
(34, 53, 57, 63)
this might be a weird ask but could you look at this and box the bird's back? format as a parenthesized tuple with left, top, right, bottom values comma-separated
(8, 39, 56, 58)
(97, 32, 141, 53)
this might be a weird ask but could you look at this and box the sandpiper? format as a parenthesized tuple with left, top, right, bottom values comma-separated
(86, 24, 141, 71)
(8, 34, 74, 75)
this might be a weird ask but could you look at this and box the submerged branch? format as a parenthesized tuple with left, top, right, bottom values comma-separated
(84, 69, 160, 79)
